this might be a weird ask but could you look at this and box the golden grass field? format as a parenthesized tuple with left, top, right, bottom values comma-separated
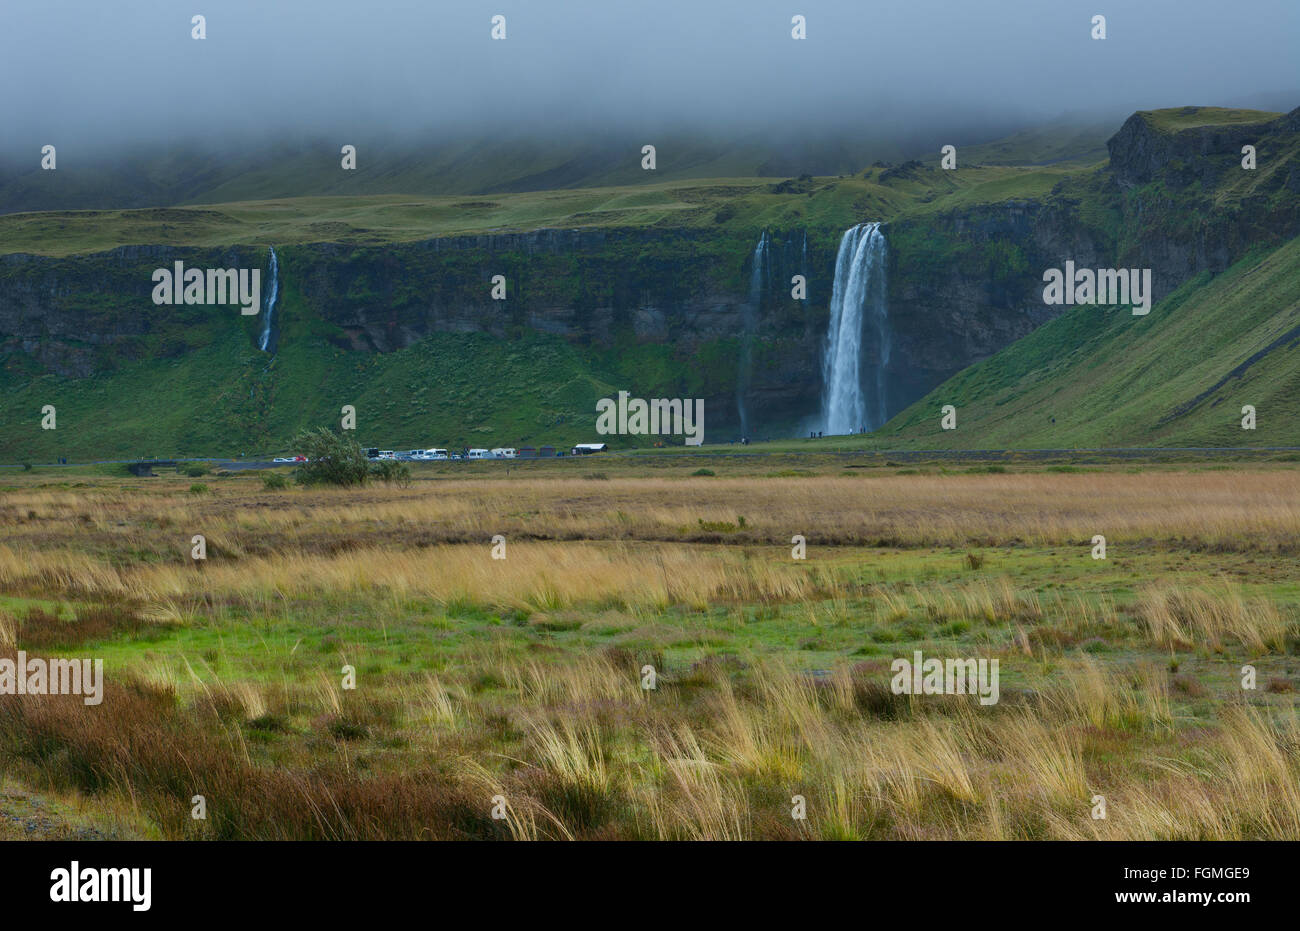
(1, 461, 1297, 839)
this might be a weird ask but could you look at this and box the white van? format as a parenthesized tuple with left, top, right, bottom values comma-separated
(425, 448, 448, 460)
(466, 448, 491, 460)
(378, 450, 396, 460)
(490, 447, 517, 459)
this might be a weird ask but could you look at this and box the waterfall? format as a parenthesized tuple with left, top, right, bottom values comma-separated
(821, 222, 889, 434)
(257, 246, 279, 352)
(800, 230, 808, 288)
(737, 230, 768, 438)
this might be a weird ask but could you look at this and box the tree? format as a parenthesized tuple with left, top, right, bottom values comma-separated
(291, 428, 369, 487)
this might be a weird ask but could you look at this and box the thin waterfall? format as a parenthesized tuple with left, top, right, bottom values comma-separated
(821, 222, 888, 434)
(257, 246, 279, 352)
(737, 230, 768, 438)
(801, 230, 808, 291)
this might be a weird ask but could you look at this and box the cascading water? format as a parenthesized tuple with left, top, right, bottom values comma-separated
(737, 230, 768, 438)
(821, 222, 889, 434)
(800, 229, 808, 288)
(257, 246, 279, 352)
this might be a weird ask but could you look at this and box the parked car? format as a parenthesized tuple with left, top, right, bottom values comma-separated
(365, 448, 380, 460)
(425, 448, 449, 460)
(378, 450, 396, 460)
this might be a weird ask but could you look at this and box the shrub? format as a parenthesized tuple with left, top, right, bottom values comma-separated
(184, 465, 209, 478)
(292, 428, 370, 487)
(370, 459, 412, 488)
(692, 468, 715, 476)
(189, 483, 208, 495)
(261, 472, 289, 490)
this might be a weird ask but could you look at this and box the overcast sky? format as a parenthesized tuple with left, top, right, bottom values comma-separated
(1, 0, 1295, 154)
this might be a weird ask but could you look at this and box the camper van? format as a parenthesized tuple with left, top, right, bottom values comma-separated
(466, 448, 491, 460)
(378, 450, 396, 460)
(490, 447, 517, 459)
(424, 448, 448, 460)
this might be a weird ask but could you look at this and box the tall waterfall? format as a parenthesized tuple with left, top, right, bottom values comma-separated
(257, 246, 280, 352)
(821, 222, 889, 434)
(737, 230, 768, 438)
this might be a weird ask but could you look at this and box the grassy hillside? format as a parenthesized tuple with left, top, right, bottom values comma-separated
(0, 305, 618, 461)
(0, 114, 1117, 216)
(879, 236, 1300, 448)
(933, 117, 1116, 167)
(0, 161, 1089, 259)
(1141, 106, 1282, 132)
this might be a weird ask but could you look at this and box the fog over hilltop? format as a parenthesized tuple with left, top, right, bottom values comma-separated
(1, 0, 1295, 156)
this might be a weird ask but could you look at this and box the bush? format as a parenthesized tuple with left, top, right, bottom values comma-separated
(189, 483, 209, 495)
(261, 472, 289, 490)
(370, 459, 411, 488)
(291, 428, 370, 487)
(184, 465, 209, 478)
(691, 468, 715, 476)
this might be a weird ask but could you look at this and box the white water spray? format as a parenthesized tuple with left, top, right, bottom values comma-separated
(821, 222, 889, 434)
(257, 246, 279, 352)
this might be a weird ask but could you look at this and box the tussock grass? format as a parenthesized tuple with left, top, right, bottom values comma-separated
(1, 641, 1298, 839)
(1, 470, 1298, 839)
(1138, 583, 1288, 653)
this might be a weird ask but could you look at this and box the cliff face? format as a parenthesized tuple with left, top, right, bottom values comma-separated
(883, 200, 1105, 409)
(277, 228, 829, 429)
(0, 232, 832, 432)
(1104, 106, 1300, 291)
(1107, 107, 1300, 188)
(296, 230, 751, 350)
(0, 245, 264, 378)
